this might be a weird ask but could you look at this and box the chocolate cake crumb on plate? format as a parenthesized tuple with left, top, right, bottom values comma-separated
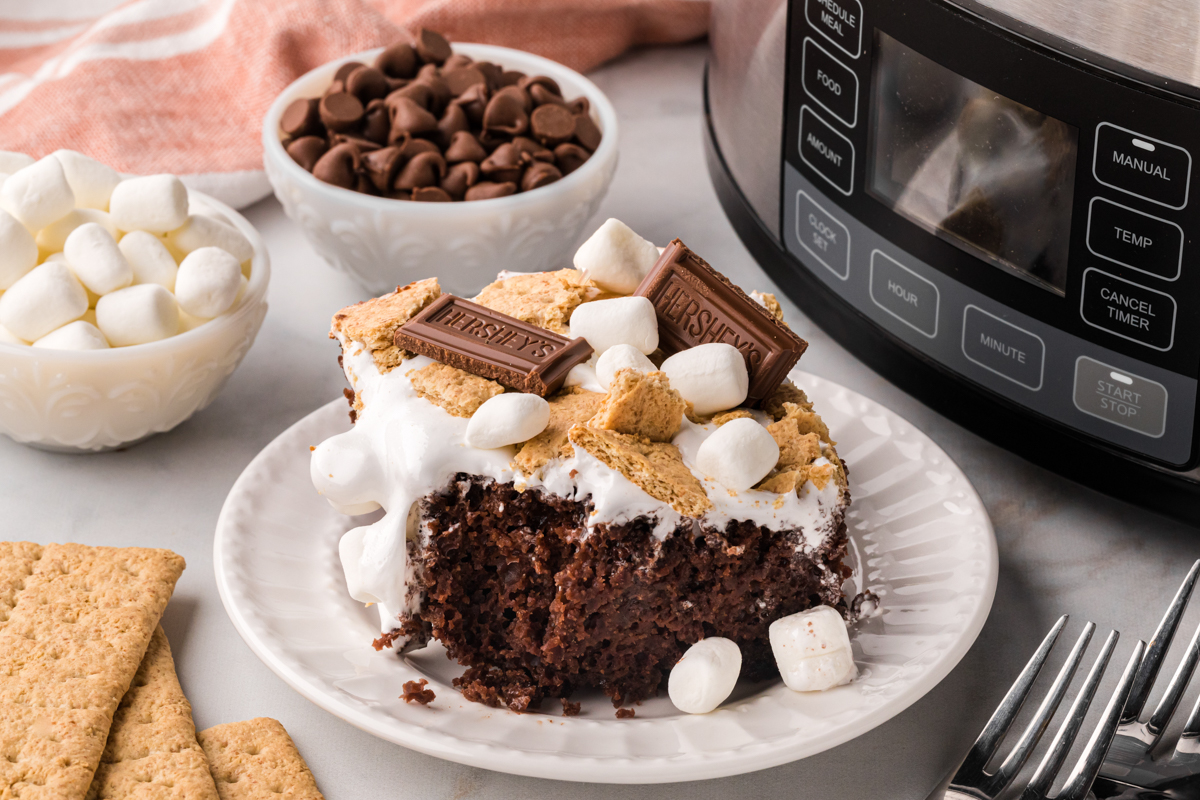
(401, 678, 436, 705)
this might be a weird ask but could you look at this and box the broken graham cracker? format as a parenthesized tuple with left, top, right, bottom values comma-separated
(750, 290, 785, 322)
(762, 380, 812, 422)
(88, 626, 218, 800)
(473, 269, 600, 334)
(756, 402, 845, 494)
(568, 424, 712, 517)
(331, 278, 441, 372)
(712, 409, 756, 426)
(408, 362, 504, 418)
(513, 387, 604, 475)
(0, 543, 186, 800)
(589, 369, 685, 442)
(198, 719, 324, 800)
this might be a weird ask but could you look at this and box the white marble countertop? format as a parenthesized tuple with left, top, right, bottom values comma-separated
(4, 43, 1200, 800)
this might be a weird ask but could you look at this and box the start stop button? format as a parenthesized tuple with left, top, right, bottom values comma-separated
(1073, 356, 1168, 438)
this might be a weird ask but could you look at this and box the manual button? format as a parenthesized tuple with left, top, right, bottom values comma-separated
(1093, 123, 1191, 209)
(1080, 268, 1177, 351)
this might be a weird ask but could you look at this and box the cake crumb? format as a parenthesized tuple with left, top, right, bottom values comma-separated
(615, 708, 635, 719)
(561, 698, 581, 717)
(712, 409, 755, 426)
(402, 679, 436, 705)
(473, 269, 600, 334)
(589, 369, 685, 442)
(410, 362, 505, 417)
(332, 277, 442, 372)
(514, 387, 604, 475)
(373, 630, 403, 651)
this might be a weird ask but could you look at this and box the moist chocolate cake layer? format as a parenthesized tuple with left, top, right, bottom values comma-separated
(398, 474, 850, 712)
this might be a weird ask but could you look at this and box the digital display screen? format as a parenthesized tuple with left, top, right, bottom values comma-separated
(867, 31, 1079, 294)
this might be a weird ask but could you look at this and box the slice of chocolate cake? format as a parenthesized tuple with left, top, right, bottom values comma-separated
(311, 227, 851, 713)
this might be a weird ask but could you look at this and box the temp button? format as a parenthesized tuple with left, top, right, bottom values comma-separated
(961, 305, 1045, 391)
(1080, 268, 1176, 351)
(1073, 356, 1168, 438)
(1093, 123, 1191, 209)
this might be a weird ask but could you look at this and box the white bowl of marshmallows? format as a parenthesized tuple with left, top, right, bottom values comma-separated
(0, 150, 269, 452)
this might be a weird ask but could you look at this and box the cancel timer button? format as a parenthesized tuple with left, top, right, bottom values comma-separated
(1080, 268, 1176, 351)
(1073, 356, 1168, 438)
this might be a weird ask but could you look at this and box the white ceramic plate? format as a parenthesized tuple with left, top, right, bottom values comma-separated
(214, 371, 997, 783)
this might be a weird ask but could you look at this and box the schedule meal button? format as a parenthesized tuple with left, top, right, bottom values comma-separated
(961, 305, 1045, 391)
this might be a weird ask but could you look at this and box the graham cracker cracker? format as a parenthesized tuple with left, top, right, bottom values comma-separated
(757, 402, 845, 494)
(0, 542, 185, 800)
(198, 719, 324, 800)
(513, 387, 604, 476)
(589, 369, 685, 442)
(86, 627, 217, 800)
(711, 409, 755, 426)
(331, 278, 441, 373)
(750, 290, 785, 323)
(408, 362, 504, 418)
(473, 269, 599, 334)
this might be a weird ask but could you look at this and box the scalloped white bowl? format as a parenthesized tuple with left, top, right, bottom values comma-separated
(262, 43, 619, 296)
(0, 192, 270, 453)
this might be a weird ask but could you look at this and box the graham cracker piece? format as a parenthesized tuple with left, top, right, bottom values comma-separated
(198, 719, 324, 800)
(408, 362, 504, 418)
(589, 369, 685, 442)
(762, 381, 812, 422)
(0, 543, 185, 800)
(331, 278, 441, 373)
(712, 409, 755, 426)
(757, 402, 845, 494)
(568, 424, 712, 517)
(513, 387, 604, 476)
(751, 291, 785, 322)
(473, 269, 599, 334)
(87, 627, 218, 800)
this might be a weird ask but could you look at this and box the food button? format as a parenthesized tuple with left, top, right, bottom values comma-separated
(795, 189, 850, 279)
(1093, 123, 1191, 209)
(1086, 198, 1183, 281)
(1073, 356, 1168, 438)
(806, 0, 863, 58)
(961, 305, 1045, 391)
(799, 106, 855, 196)
(802, 38, 859, 127)
(1080, 268, 1176, 351)
(869, 250, 939, 338)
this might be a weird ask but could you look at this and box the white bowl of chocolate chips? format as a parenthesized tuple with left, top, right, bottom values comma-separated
(262, 30, 619, 296)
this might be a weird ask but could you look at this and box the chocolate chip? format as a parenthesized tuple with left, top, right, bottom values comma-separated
(387, 82, 434, 110)
(573, 113, 602, 152)
(443, 66, 486, 96)
(281, 98, 322, 138)
(480, 142, 525, 183)
(529, 84, 566, 107)
(394, 150, 447, 190)
(355, 173, 377, 195)
(454, 83, 490, 127)
(362, 146, 405, 192)
(521, 162, 562, 192)
(569, 96, 590, 116)
(443, 53, 474, 72)
(413, 186, 453, 202)
(465, 181, 517, 201)
(286, 136, 328, 172)
(495, 85, 532, 113)
(397, 138, 441, 159)
(511, 136, 554, 162)
(334, 62, 367, 83)
(324, 79, 346, 98)
(477, 129, 511, 152)
(330, 134, 381, 152)
(362, 99, 390, 144)
(554, 143, 591, 175)
(520, 75, 562, 96)
(436, 103, 470, 148)
(388, 190, 413, 201)
(346, 66, 390, 102)
(440, 161, 480, 199)
(319, 92, 364, 133)
(376, 43, 418, 79)
(388, 96, 439, 141)
(415, 28, 452, 65)
(445, 130, 487, 163)
(415, 65, 451, 114)
(483, 91, 528, 136)
(530, 104, 575, 147)
(312, 142, 361, 188)
(497, 70, 524, 88)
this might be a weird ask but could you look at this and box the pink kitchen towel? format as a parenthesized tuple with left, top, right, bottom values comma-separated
(0, 0, 709, 208)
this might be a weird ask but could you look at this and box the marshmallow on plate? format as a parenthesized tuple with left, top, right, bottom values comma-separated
(174, 247, 241, 318)
(769, 605, 858, 692)
(95, 284, 179, 346)
(0, 155, 76, 230)
(33, 320, 110, 350)
(0, 151, 35, 175)
(464, 393, 550, 449)
(572, 218, 660, 294)
(660, 343, 749, 416)
(667, 637, 742, 714)
(0, 324, 27, 345)
(595, 343, 656, 389)
(53, 150, 122, 211)
(695, 417, 779, 492)
(108, 174, 188, 234)
(119, 230, 179, 290)
(63, 222, 134, 295)
(0, 209, 37, 289)
(569, 296, 658, 355)
(0, 262, 88, 342)
(166, 214, 253, 263)
(36, 208, 119, 253)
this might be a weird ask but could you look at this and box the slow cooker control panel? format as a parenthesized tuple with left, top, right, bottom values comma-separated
(778, 0, 1200, 468)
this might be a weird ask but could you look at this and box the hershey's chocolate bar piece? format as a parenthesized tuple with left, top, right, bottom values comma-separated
(635, 239, 808, 405)
(394, 294, 593, 396)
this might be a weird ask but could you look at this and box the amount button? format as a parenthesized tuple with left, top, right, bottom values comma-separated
(799, 106, 855, 196)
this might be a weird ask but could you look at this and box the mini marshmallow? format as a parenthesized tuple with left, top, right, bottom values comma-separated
(595, 343, 656, 389)
(0, 324, 27, 345)
(769, 606, 858, 693)
(36, 208, 119, 254)
(660, 343, 749, 416)
(464, 393, 550, 449)
(33, 320, 110, 351)
(572, 218, 660, 294)
(668, 637, 742, 714)
(119, 230, 178, 290)
(108, 174, 188, 233)
(178, 309, 209, 333)
(0, 152, 34, 174)
(174, 247, 241, 318)
(0, 262, 88, 341)
(695, 417, 779, 492)
(53, 150, 122, 210)
(569, 296, 658, 355)
(63, 222, 134, 295)
(95, 284, 179, 346)
(166, 214, 253, 263)
(0, 208, 37, 289)
(0, 155, 75, 230)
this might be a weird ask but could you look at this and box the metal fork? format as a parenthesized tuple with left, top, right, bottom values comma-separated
(1092, 560, 1200, 799)
(926, 615, 1146, 800)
